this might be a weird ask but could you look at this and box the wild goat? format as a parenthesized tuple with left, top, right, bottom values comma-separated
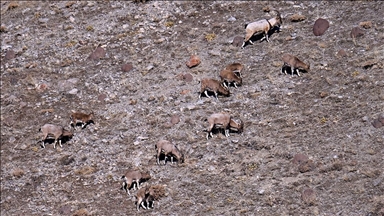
(136, 185, 166, 211)
(219, 69, 242, 88)
(70, 111, 94, 130)
(121, 170, 151, 195)
(225, 63, 244, 78)
(281, 53, 310, 77)
(39, 124, 73, 148)
(136, 186, 150, 211)
(206, 113, 244, 140)
(199, 78, 230, 100)
(155, 140, 184, 165)
(242, 10, 282, 48)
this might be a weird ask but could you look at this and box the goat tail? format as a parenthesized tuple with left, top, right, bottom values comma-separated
(38, 127, 41, 132)
(244, 23, 248, 29)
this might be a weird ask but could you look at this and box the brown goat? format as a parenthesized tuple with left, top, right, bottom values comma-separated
(242, 10, 282, 48)
(225, 63, 244, 77)
(39, 124, 73, 148)
(70, 111, 94, 130)
(199, 78, 230, 100)
(135, 186, 150, 211)
(206, 113, 244, 140)
(219, 69, 242, 88)
(281, 53, 310, 77)
(135, 185, 166, 211)
(121, 170, 151, 195)
(155, 140, 184, 165)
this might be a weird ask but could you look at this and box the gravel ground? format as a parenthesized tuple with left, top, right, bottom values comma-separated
(1, 1, 383, 215)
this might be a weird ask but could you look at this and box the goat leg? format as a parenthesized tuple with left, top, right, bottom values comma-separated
(204, 90, 210, 98)
(141, 201, 147, 209)
(137, 198, 143, 211)
(225, 129, 230, 137)
(241, 42, 246, 49)
(122, 182, 127, 193)
(296, 69, 301, 77)
(265, 33, 270, 42)
(157, 152, 162, 165)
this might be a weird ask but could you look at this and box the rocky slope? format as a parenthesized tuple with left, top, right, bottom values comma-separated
(1, 1, 383, 215)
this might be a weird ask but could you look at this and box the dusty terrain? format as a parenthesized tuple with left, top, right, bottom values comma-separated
(1, 1, 384, 215)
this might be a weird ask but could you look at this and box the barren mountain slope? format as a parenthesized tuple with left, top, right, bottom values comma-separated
(1, 1, 383, 215)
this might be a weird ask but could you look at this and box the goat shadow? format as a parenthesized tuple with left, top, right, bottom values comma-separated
(205, 127, 234, 137)
(71, 120, 95, 129)
(243, 26, 281, 48)
(38, 136, 73, 148)
(198, 91, 230, 99)
(157, 154, 182, 166)
(121, 178, 151, 192)
(223, 80, 242, 88)
(281, 65, 308, 76)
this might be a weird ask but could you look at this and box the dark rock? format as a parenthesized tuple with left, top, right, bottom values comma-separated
(98, 94, 107, 102)
(4, 49, 15, 60)
(121, 63, 133, 72)
(337, 49, 347, 58)
(313, 18, 329, 36)
(60, 155, 75, 166)
(171, 114, 180, 125)
(371, 119, 382, 128)
(301, 188, 316, 205)
(186, 55, 201, 68)
(88, 46, 106, 60)
(350, 27, 364, 38)
(378, 115, 384, 124)
(183, 73, 193, 82)
(232, 36, 244, 47)
(292, 153, 309, 165)
(58, 205, 72, 215)
(298, 160, 316, 173)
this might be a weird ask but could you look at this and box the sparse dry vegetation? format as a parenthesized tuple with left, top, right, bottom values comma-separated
(85, 25, 94, 32)
(12, 168, 25, 178)
(165, 21, 174, 28)
(72, 208, 89, 216)
(75, 166, 97, 176)
(7, 2, 19, 10)
(205, 33, 216, 42)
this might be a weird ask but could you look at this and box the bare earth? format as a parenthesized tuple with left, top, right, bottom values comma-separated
(1, 1, 384, 215)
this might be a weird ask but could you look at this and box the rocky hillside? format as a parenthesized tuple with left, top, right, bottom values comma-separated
(1, 1, 383, 215)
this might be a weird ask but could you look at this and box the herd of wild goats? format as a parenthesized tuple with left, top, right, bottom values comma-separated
(37, 9, 312, 211)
